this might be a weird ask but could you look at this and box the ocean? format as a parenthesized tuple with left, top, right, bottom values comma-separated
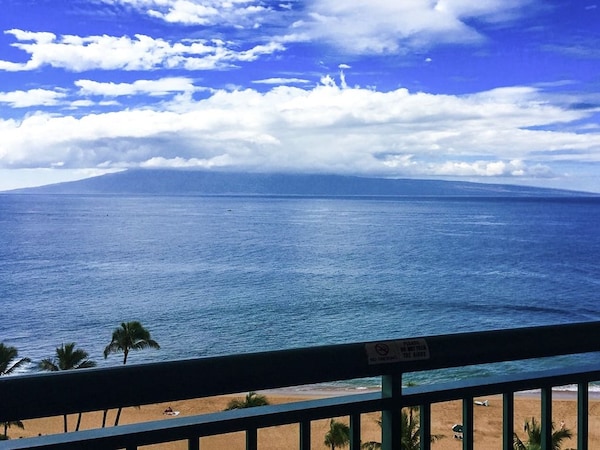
(1, 194, 599, 387)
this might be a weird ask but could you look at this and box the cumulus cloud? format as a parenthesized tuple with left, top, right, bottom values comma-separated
(0, 29, 285, 72)
(299, 0, 531, 54)
(0, 88, 66, 107)
(1, 80, 598, 185)
(96, 0, 532, 57)
(103, 0, 272, 28)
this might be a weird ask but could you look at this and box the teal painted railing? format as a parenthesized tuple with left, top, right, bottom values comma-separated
(2, 321, 600, 449)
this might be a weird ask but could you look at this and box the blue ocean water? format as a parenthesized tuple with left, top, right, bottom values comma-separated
(1, 194, 599, 386)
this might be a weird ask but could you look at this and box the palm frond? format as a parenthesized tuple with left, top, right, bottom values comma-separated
(104, 321, 160, 362)
(38, 358, 59, 372)
(0, 343, 31, 376)
(514, 417, 573, 450)
(324, 419, 350, 449)
(224, 392, 270, 410)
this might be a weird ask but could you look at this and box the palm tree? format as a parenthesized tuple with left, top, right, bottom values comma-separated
(38, 343, 96, 432)
(324, 418, 350, 450)
(104, 321, 160, 365)
(0, 343, 30, 376)
(399, 408, 423, 450)
(0, 343, 30, 440)
(361, 409, 443, 450)
(224, 392, 270, 410)
(2, 420, 24, 440)
(513, 417, 572, 450)
(103, 321, 160, 426)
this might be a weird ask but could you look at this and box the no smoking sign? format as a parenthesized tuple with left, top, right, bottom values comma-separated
(365, 338, 430, 365)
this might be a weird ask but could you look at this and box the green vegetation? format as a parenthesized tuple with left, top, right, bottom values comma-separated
(324, 419, 350, 450)
(39, 343, 96, 432)
(103, 321, 160, 426)
(513, 417, 572, 450)
(2, 420, 24, 440)
(1, 343, 30, 439)
(361, 407, 443, 450)
(0, 343, 30, 376)
(224, 391, 270, 410)
(103, 321, 160, 365)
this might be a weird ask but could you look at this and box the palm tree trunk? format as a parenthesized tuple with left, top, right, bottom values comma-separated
(63, 414, 68, 433)
(114, 407, 123, 426)
(75, 413, 83, 431)
(102, 410, 108, 428)
(3, 422, 7, 436)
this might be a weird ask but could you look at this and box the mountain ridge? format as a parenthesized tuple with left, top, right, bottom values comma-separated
(8, 169, 596, 197)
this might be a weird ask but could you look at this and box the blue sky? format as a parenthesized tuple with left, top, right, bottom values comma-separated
(0, 0, 599, 192)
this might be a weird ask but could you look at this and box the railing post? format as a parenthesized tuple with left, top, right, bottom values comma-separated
(246, 427, 257, 450)
(578, 382, 589, 450)
(381, 372, 402, 450)
(300, 420, 311, 450)
(541, 387, 552, 450)
(502, 392, 514, 450)
(462, 396, 473, 450)
(350, 413, 361, 450)
(188, 437, 200, 450)
(419, 403, 431, 450)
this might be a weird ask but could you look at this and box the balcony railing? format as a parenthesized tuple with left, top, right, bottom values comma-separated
(2, 321, 600, 449)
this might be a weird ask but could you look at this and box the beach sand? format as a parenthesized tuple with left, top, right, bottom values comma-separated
(8, 391, 600, 449)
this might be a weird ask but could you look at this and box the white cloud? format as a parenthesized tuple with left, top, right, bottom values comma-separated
(1, 80, 599, 185)
(300, 0, 530, 54)
(75, 77, 198, 97)
(140, 155, 234, 169)
(97, 0, 532, 58)
(0, 88, 66, 107)
(0, 29, 285, 72)
(147, 0, 269, 27)
(252, 78, 310, 85)
(104, 0, 271, 27)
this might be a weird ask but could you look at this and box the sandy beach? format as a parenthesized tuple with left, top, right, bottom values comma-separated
(7, 390, 599, 449)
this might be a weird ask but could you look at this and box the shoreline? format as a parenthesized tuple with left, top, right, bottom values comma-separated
(263, 384, 599, 399)
(7, 389, 600, 449)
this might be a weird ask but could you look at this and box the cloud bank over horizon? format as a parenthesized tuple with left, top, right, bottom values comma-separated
(0, 0, 599, 192)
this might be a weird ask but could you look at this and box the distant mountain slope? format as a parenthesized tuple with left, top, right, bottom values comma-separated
(10, 169, 593, 197)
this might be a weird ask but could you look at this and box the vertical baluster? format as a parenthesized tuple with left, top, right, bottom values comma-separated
(381, 372, 403, 450)
(502, 392, 514, 450)
(419, 403, 431, 450)
(246, 427, 257, 450)
(462, 396, 473, 450)
(578, 382, 589, 450)
(300, 420, 311, 450)
(350, 413, 361, 450)
(188, 436, 200, 450)
(541, 387, 552, 450)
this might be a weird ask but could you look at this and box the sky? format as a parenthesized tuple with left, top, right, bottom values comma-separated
(0, 1, 599, 193)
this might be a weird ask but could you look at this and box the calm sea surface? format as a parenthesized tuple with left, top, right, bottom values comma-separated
(1, 194, 599, 386)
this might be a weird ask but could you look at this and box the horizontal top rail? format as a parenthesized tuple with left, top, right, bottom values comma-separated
(2, 321, 600, 422)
